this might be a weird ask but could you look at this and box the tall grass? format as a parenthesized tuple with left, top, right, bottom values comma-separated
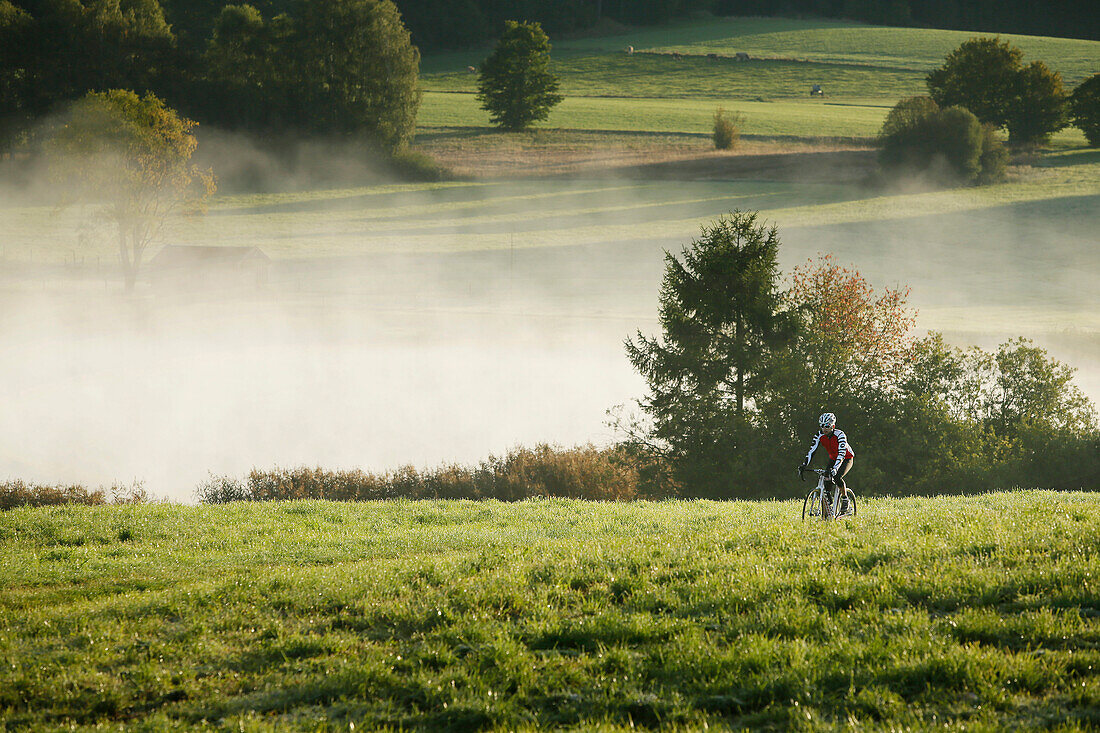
(2, 492, 1099, 729)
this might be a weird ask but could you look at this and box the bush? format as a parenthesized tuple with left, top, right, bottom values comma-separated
(879, 96, 1006, 185)
(198, 444, 665, 503)
(977, 123, 1008, 184)
(387, 147, 451, 181)
(1069, 73, 1100, 147)
(712, 107, 744, 150)
(194, 474, 251, 504)
(0, 480, 150, 510)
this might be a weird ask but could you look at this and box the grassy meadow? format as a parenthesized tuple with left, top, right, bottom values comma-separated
(3, 19, 1099, 730)
(417, 93, 901, 139)
(3, 493, 1100, 730)
(418, 16, 1100, 140)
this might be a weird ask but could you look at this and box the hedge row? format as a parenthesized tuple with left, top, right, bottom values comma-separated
(0, 480, 149, 511)
(197, 444, 672, 504)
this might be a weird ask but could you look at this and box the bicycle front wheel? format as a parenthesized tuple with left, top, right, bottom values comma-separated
(802, 488, 821, 521)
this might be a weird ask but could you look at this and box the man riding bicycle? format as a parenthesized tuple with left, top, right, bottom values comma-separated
(799, 412, 854, 509)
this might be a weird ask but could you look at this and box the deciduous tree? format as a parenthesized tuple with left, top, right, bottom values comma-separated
(786, 254, 917, 406)
(48, 90, 216, 290)
(1005, 60, 1068, 145)
(0, 0, 176, 141)
(926, 37, 1022, 128)
(1069, 73, 1100, 146)
(926, 37, 1068, 145)
(477, 20, 563, 131)
(288, 0, 421, 149)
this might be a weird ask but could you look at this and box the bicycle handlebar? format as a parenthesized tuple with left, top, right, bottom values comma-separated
(799, 467, 829, 482)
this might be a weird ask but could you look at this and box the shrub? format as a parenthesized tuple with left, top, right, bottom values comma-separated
(0, 480, 148, 510)
(879, 96, 1006, 185)
(194, 474, 250, 504)
(712, 107, 744, 150)
(387, 148, 451, 181)
(977, 123, 1008, 184)
(1069, 73, 1100, 147)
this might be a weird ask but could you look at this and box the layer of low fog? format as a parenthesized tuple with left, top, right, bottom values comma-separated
(2, 135, 1096, 501)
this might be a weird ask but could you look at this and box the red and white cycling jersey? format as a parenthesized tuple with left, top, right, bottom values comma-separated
(804, 429, 854, 474)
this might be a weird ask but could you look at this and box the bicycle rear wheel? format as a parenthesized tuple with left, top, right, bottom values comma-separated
(842, 488, 857, 517)
(802, 488, 821, 521)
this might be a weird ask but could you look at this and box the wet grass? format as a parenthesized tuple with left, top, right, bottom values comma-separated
(2, 492, 1100, 730)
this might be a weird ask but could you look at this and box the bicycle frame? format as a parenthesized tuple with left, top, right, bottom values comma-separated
(801, 468, 855, 521)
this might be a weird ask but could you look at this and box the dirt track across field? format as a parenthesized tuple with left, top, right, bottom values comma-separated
(414, 129, 875, 182)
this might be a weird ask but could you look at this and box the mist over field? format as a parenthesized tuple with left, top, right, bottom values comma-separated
(1, 137, 1097, 502)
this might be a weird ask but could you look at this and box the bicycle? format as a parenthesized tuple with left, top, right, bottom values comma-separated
(800, 468, 856, 521)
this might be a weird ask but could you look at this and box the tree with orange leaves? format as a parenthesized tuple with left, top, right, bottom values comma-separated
(786, 254, 917, 407)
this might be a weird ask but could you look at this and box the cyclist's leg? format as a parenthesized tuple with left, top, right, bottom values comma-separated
(835, 457, 853, 513)
(835, 456, 853, 489)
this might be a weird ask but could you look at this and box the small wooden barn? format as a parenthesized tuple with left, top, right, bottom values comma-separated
(147, 245, 271, 288)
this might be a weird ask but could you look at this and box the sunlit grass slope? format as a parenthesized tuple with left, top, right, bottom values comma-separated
(421, 16, 1100, 111)
(418, 17, 1099, 141)
(419, 93, 897, 138)
(3, 492, 1099, 730)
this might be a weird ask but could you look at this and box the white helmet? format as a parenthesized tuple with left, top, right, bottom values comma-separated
(819, 412, 836, 429)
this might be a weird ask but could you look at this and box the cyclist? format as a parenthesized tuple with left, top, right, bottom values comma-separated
(799, 412, 854, 510)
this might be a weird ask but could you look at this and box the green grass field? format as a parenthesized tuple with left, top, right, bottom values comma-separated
(419, 16, 1100, 139)
(3, 493, 1099, 730)
(418, 93, 901, 139)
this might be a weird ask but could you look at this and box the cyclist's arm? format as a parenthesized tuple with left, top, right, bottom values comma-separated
(803, 432, 821, 466)
(832, 430, 849, 474)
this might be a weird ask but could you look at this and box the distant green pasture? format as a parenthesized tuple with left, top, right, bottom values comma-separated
(419, 92, 894, 138)
(633, 18, 1100, 84)
(420, 16, 1100, 143)
(425, 55, 926, 100)
(423, 16, 1100, 94)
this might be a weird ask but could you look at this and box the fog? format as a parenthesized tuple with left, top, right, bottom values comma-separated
(1, 140, 1096, 502)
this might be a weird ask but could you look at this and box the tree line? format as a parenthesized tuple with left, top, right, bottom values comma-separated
(390, 0, 1098, 51)
(4, 0, 1098, 155)
(0, 0, 421, 153)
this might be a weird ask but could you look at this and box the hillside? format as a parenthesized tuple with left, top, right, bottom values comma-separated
(417, 16, 1099, 143)
(3, 493, 1099, 729)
